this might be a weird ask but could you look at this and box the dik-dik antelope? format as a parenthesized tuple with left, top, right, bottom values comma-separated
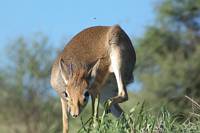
(50, 25, 136, 133)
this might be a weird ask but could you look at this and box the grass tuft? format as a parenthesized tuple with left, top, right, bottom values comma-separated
(78, 102, 200, 133)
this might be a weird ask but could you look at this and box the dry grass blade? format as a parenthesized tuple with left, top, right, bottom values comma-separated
(185, 95, 200, 109)
(189, 112, 200, 117)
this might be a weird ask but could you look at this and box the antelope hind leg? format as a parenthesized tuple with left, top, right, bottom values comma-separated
(99, 77, 124, 117)
(109, 46, 128, 105)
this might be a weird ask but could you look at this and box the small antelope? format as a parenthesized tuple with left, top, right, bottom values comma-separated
(50, 25, 136, 133)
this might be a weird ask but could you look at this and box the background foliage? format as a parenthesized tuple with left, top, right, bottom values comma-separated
(136, 0, 200, 112)
(0, 0, 200, 132)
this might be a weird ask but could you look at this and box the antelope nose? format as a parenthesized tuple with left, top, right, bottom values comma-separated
(72, 114, 78, 118)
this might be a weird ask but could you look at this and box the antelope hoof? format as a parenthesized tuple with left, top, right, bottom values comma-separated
(111, 94, 128, 104)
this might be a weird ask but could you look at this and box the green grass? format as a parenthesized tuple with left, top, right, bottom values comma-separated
(78, 102, 200, 133)
(1, 96, 199, 133)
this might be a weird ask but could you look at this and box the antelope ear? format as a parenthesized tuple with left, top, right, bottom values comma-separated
(59, 58, 73, 85)
(87, 59, 100, 84)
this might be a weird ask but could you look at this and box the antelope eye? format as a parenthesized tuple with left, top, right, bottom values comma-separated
(63, 91, 68, 97)
(84, 91, 89, 97)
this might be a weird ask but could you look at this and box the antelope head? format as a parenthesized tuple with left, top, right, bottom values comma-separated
(59, 58, 100, 118)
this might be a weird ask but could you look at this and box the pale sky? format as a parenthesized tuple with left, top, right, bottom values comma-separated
(0, 0, 155, 47)
(0, 0, 156, 90)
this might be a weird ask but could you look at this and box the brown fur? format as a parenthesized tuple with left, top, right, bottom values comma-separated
(50, 25, 136, 133)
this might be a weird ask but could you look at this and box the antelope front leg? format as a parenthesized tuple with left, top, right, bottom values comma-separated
(91, 93, 100, 127)
(61, 98, 69, 133)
